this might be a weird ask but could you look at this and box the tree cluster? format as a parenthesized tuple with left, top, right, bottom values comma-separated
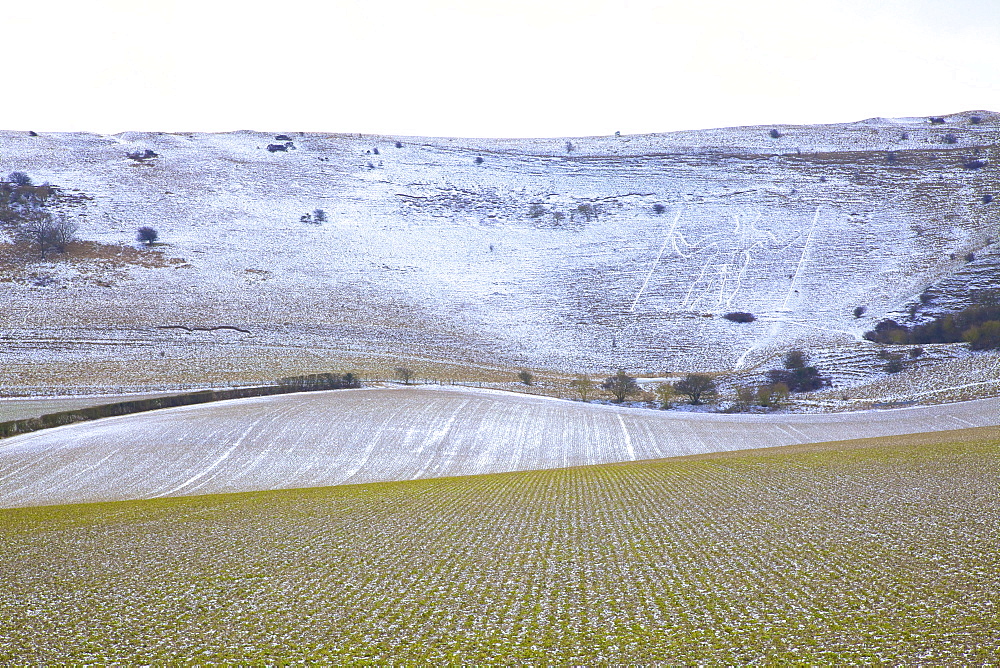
(864, 301, 1000, 350)
(1, 172, 79, 259)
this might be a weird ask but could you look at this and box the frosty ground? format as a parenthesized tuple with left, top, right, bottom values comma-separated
(1, 112, 998, 404)
(2, 385, 999, 508)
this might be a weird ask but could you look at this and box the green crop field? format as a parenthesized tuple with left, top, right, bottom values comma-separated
(1, 428, 998, 663)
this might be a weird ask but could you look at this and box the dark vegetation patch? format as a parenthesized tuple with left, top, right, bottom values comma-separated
(723, 312, 756, 323)
(0, 373, 361, 440)
(864, 301, 1000, 350)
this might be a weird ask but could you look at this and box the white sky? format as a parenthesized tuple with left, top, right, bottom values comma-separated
(3, 0, 999, 137)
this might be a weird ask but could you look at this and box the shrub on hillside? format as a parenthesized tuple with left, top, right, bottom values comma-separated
(765, 349, 831, 393)
(653, 203, 666, 214)
(769, 129, 781, 138)
(517, 369, 534, 386)
(984, 194, 994, 204)
(964, 159, 986, 170)
(723, 312, 756, 323)
(137, 226, 158, 246)
(929, 117, 945, 124)
(944, 133, 958, 144)
(853, 305, 867, 318)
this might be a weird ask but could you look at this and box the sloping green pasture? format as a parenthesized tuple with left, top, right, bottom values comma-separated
(1, 428, 998, 663)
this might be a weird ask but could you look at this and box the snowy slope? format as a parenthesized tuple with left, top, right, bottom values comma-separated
(2, 385, 999, 508)
(1, 112, 998, 393)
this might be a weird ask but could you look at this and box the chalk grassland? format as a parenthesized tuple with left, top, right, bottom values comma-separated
(0, 430, 997, 663)
(3, 387, 1000, 508)
(2, 115, 998, 396)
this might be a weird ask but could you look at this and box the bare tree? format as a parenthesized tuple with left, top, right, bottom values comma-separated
(569, 375, 594, 402)
(394, 367, 415, 385)
(517, 369, 534, 386)
(601, 369, 638, 403)
(673, 373, 717, 405)
(23, 214, 77, 260)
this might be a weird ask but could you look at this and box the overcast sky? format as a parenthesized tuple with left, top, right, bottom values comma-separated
(4, 0, 999, 137)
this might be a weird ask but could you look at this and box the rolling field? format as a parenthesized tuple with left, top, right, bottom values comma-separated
(1, 428, 997, 663)
(3, 386, 1000, 508)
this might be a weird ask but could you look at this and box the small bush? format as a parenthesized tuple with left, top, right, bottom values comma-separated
(373, 147, 380, 155)
(654, 383, 674, 409)
(901, 131, 909, 140)
(313, 209, 327, 223)
(984, 194, 994, 204)
(930, 117, 945, 124)
(886, 151, 897, 164)
(909, 346, 924, 358)
(565, 141, 574, 153)
(28, 130, 38, 136)
(723, 311, 756, 323)
(944, 133, 958, 144)
(395, 141, 403, 148)
(394, 367, 415, 385)
(769, 129, 781, 139)
(275, 134, 292, 141)
(475, 156, 484, 165)
(853, 305, 867, 318)
(267, 144, 288, 152)
(964, 159, 986, 170)
(136, 226, 158, 246)
(527, 203, 547, 219)
(765, 350, 831, 393)
(569, 375, 594, 401)
(653, 203, 666, 214)
(970, 116, 982, 125)
(965, 252, 976, 263)
(884, 356, 904, 374)
(517, 370, 534, 386)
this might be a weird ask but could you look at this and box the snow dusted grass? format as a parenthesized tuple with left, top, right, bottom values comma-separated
(2, 113, 998, 395)
(3, 386, 1000, 508)
(1, 428, 997, 663)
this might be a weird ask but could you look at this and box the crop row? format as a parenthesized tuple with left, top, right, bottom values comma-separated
(0, 432, 997, 662)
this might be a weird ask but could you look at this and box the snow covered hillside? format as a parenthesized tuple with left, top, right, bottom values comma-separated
(1, 112, 998, 394)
